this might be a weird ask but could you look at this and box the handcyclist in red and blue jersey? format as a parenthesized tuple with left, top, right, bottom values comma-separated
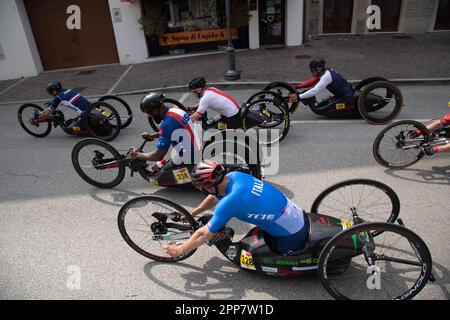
(165, 160, 309, 258)
(130, 92, 202, 174)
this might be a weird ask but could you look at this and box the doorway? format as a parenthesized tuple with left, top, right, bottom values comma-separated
(323, 0, 354, 34)
(259, 0, 286, 45)
(370, 0, 402, 32)
(435, 0, 450, 30)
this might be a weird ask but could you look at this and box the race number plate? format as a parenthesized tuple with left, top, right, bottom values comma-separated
(72, 126, 81, 132)
(336, 103, 346, 110)
(341, 219, 353, 230)
(240, 250, 256, 270)
(174, 168, 192, 184)
(218, 122, 227, 130)
(102, 111, 112, 117)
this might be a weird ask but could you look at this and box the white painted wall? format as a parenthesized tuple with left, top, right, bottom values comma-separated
(107, 0, 149, 64)
(0, 0, 43, 81)
(286, 0, 304, 46)
(248, 7, 260, 49)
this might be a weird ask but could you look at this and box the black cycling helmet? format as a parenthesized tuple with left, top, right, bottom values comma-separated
(140, 92, 165, 114)
(188, 77, 206, 91)
(191, 160, 226, 189)
(309, 57, 326, 70)
(47, 81, 62, 94)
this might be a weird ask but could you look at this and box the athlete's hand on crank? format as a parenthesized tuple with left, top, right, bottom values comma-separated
(165, 242, 182, 257)
(141, 132, 152, 140)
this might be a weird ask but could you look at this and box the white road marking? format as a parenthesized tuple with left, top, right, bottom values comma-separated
(107, 65, 134, 95)
(0, 78, 27, 97)
(178, 93, 190, 104)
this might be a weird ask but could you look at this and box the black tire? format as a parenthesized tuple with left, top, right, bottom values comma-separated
(18, 104, 52, 138)
(264, 82, 298, 113)
(71, 138, 126, 188)
(241, 98, 290, 145)
(318, 222, 432, 300)
(118, 196, 198, 262)
(373, 120, 430, 168)
(311, 179, 400, 233)
(246, 90, 290, 113)
(98, 95, 133, 129)
(83, 101, 121, 141)
(148, 98, 188, 132)
(357, 81, 403, 125)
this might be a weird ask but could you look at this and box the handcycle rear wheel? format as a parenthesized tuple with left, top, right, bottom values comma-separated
(311, 179, 399, 236)
(72, 138, 126, 188)
(318, 222, 432, 300)
(83, 101, 121, 141)
(357, 81, 403, 125)
(373, 120, 430, 168)
(17, 104, 52, 137)
(148, 98, 188, 132)
(98, 95, 133, 129)
(118, 196, 198, 262)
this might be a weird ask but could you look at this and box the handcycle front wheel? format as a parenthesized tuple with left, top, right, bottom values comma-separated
(148, 98, 188, 132)
(373, 120, 430, 168)
(98, 95, 133, 129)
(118, 196, 198, 262)
(318, 222, 432, 300)
(83, 101, 122, 142)
(71, 138, 126, 188)
(310, 179, 400, 232)
(17, 104, 52, 138)
(263, 82, 298, 113)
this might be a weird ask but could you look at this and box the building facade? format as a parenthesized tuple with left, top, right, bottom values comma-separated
(0, 0, 448, 80)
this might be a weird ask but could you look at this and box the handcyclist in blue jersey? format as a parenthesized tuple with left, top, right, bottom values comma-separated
(165, 160, 309, 257)
(38, 81, 92, 130)
(130, 92, 202, 174)
(289, 57, 354, 110)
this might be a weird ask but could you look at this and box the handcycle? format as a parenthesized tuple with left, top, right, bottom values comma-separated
(71, 133, 262, 189)
(147, 95, 291, 146)
(17, 95, 133, 142)
(373, 119, 450, 168)
(118, 179, 435, 300)
(248, 77, 403, 125)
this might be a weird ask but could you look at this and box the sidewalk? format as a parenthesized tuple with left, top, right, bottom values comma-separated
(1, 32, 450, 104)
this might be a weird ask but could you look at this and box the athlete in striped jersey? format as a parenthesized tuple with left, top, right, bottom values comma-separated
(130, 92, 202, 174)
(188, 77, 242, 129)
(39, 81, 92, 130)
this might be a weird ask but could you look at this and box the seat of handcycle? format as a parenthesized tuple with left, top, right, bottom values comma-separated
(260, 212, 343, 258)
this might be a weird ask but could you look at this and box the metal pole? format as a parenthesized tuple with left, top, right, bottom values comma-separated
(223, 0, 241, 81)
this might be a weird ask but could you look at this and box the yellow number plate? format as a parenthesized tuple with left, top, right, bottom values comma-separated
(72, 126, 81, 132)
(102, 111, 112, 117)
(341, 219, 353, 230)
(218, 122, 227, 130)
(336, 103, 346, 110)
(174, 168, 192, 184)
(240, 250, 256, 270)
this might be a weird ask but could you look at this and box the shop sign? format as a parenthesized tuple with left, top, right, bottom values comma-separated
(159, 28, 238, 47)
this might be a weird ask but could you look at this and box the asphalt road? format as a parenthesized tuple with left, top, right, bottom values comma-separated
(0, 85, 449, 300)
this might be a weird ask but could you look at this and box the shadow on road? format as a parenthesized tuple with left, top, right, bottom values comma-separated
(385, 165, 450, 186)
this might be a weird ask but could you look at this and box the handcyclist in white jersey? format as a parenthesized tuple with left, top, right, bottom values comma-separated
(188, 77, 242, 129)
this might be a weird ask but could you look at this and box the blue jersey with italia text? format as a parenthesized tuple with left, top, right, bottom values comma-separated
(207, 172, 305, 237)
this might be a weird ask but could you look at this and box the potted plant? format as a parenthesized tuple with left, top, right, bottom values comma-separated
(139, 4, 168, 57)
(231, 0, 251, 49)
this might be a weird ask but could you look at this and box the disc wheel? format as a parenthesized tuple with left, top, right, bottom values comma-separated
(311, 179, 400, 234)
(118, 196, 198, 262)
(98, 95, 133, 129)
(241, 98, 290, 146)
(83, 101, 121, 141)
(373, 120, 430, 168)
(72, 138, 126, 188)
(357, 81, 403, 125)
(318, 222, 432, 300)
(148, 98, 188, 132)
(18, 104, 52, 138)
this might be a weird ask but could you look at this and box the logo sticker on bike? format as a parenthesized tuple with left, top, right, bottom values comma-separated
(149, 179, 159, 186)
(225, 246, 237, 260)
(341, 219, 353, 230)
(240, 250, 256, 270)
(174, 168, 192, 184)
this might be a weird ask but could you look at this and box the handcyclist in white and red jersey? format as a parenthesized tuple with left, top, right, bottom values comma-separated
(188, 77, 242, 129)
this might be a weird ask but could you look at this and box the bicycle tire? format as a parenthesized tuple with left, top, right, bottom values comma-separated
(118, 196, 198, 262)
(263, 82, 298, 113)
(72, 138, 126, 188)
(83, 101, 121, 141)
(18, 104, 52, 138)
(373, 120, 430, 168)
(98, 95, 133, 129)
